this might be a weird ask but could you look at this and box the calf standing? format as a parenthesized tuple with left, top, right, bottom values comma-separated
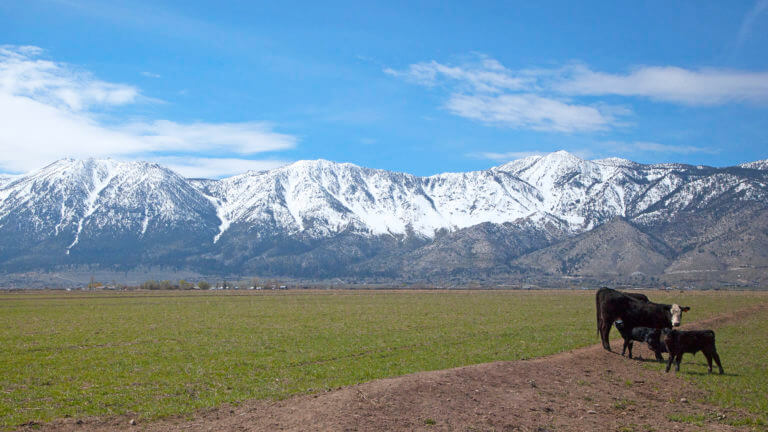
(614, 321, 667, 361)
(662, 328, 724, 374)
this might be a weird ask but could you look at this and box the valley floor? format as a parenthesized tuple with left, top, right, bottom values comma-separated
(29, 305, 767, 432)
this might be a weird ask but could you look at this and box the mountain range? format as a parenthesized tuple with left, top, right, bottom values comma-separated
(1, 151, 767, 287)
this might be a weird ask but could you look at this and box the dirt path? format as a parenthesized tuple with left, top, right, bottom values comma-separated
(33, 304, 768, 432)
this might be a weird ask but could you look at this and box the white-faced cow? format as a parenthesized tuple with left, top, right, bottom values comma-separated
(595, 287, 689, 351)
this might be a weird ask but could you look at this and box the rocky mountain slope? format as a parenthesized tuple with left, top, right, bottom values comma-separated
(1, 152, 767, 286)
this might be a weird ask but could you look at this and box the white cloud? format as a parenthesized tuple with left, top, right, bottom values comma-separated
(0, 45, 140, 111)
(738, 0, 768, 46)
(387, 55, 768, 135)
(140, 71, 161, 78)
(386, 56, 627, 132)
(154, 156, 289, 178)
(632, 141, 718, 154)
(467, 151, 545, 161)
(0, 45, 297, 176)
(384, 57, 529, 93)
(124, 120, 296, 154)
(446, 93, 615, 132)
(556, 65, 768, 105)
(602, 141, 718, 155)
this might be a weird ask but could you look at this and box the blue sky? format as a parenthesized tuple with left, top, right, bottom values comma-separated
(1, 0, 767, 177)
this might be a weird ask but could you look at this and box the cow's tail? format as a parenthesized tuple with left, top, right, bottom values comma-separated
(596, 290, 601, 336)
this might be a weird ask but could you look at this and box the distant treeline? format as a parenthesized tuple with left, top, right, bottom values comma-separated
(139, 279, 200, 290)
(130, 278, 290, 291)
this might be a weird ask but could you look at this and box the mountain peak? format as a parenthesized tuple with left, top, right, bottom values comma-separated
(593, 157, 639, 168)
(285, 158, 353, 170)
(493, 150, 587, 172)
(546, 149, 582, 160)
(740, 159, 768, 170)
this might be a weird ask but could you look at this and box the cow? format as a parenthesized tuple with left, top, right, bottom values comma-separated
(596, 287, 689, 351)
(614, 321, 667, 361)
(662, 328, 724, 374)
(595, 288, 649, 348)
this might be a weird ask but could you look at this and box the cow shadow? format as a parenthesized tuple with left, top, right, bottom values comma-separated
(667, 359, 737, 377)
(680, 370, 738, 377)
(631, 357, 666, 364)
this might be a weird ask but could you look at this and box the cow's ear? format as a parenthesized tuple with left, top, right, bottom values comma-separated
(682, 306, 691, 312)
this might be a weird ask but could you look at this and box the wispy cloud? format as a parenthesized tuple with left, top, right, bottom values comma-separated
(387, 55, 768, 133)
(738, 0, 768, 46)
(602, 141, 718, 155)
(386, 56, 625, 133)
(467, 151, 544, 161)
(123, 120, 296, 154)
(384, 56, 530, 93)
(446, 93, 615, 132)
(0, 45, 297, 176)
(0, 45, 140, 111)
(154, 156, 289, 178)
(557, 65, 768, 105)
(140, 71, 161, 78)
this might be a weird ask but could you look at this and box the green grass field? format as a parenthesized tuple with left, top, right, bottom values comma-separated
(1, 289, 766, 429)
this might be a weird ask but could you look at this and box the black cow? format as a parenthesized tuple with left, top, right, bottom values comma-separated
(662, 328, 724, 374)
(596, 287, 689, 351)
(614, 321, 667, 361)
(595, 288, 649, 348)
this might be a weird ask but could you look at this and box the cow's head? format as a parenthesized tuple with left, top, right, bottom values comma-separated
(668, 304, 691, 327)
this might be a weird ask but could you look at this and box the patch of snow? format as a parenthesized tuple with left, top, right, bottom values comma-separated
(67, 161, 118, 253)
(2, 151, 767, 251)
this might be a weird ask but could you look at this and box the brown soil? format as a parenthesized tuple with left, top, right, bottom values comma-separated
(30, 305, 768, 432)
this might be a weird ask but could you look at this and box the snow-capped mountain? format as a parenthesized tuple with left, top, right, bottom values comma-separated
(198, 159, 546, 242)
(1, 159, 216, 240)
(0, 159, 219, 269)
(1, 151, 767, 284)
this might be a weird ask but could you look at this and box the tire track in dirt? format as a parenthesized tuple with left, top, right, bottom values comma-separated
(28, 303, 768, 432)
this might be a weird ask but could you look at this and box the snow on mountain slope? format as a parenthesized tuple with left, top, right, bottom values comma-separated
(0, 158, 218, 249)
(0, 174, 15, 189)
(202, 157, 578, 242)
(494, 151, 647, 228)
(2, 152, 768, 257)
(203, 160, 446, 239)
(740, 159, 768, 170)
(424, 169, 542, 229)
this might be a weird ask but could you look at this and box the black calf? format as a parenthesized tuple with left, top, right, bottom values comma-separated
(614, 321, 667, 361)
(662, 328, 724, 374)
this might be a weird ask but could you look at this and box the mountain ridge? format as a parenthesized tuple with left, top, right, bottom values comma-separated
(1, 151, 767, 287)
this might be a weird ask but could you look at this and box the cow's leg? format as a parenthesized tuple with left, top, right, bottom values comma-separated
(711, 350, 724, 374)
(627, 340, 633, 359)
(704, 352, 713, 373)
(665, 354, 674, 372)
(596, 303, 602, 338)
(675, 354, 683, 372)
(654, 349, 664, 362)
(600, 318, 612, 351)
